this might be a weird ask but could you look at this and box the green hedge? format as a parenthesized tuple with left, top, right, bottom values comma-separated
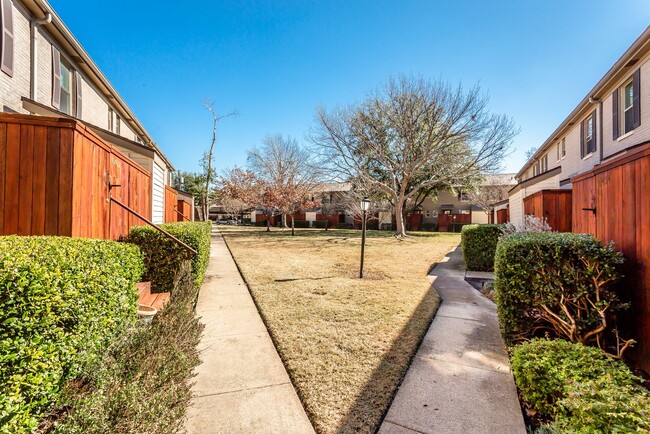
(461, 224, 502, 271)
(511, 339, 650, 432)
(421, 223, 437, 232)
(290, 220, 310, 228)
(0, 236, 143, 433)
(313, 220, 329, 228)
(494, 232, 624, 346)
(53, 262, 203, 433)
(126, 221, 211, 293)
(336, 223, 353, 229)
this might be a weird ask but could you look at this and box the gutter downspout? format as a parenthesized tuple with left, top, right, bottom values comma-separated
(30, 13, 52, 100)
(599, 100, 604, 163)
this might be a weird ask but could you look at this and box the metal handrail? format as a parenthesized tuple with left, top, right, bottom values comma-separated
(174, 206, 191, 222)
(110, 196, 197, 257)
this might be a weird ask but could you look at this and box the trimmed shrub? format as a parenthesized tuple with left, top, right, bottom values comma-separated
(494, 233, 626, 348)
(127, 221, 211, 292)
(53, 262, 204, 433)
(511, 339, 650, 432)
(421, 223, 437, 232)
(313, 220, 328, 229)
(254, 220, 268, 227)
(0, 236, 143, 433)
(461, 224, 502, 271)
(291, 220, 310, 228)
(380, 223, 394, 231)
(336, 223, 353, 229)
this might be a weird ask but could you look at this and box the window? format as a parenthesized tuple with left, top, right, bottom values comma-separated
(541, 154, 548, 172)
(561, 138, 566, 159)
(108, 109, 121, 134)
(458, 190, 469, 201)
(581, 111, 597, 157)
(51, 48, 78, 115)
(533, 163, 538, 177)
(556, 142, 560, 162)
(0, 0, 14, 77)
(613, 69, 641, 139)
(59, 60, 72, 115)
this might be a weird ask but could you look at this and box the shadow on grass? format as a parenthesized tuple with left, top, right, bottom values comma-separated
(274, 276, 333, 282)
(333, 283, 440, 434)
(218, 226, 459, 241)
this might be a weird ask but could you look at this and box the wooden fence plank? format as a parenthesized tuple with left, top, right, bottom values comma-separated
(31, 126, 48, 235)
(4, 124, 21, 235)
(0, 123, 6, 235)
(44, 127, 60, 235)
(18, 125, 35, 235)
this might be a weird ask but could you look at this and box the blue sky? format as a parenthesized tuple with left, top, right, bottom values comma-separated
(50, 0, 650, 175)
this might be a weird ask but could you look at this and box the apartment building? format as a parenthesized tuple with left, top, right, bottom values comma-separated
(509, 25, 650, 371)
(0, 0, 175, 224)
(510, 26, 650, 228)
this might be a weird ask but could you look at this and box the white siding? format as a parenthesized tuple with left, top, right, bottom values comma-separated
(509, 190, 523, 226)
(152, 163, 164, 224)
(471, 209, 489, 224)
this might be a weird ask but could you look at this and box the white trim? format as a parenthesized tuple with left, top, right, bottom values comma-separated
(582, 152, 595, 161)
(617, 130, 635, 142)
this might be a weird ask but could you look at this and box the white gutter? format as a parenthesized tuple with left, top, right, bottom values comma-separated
(29, 13, 52, 100)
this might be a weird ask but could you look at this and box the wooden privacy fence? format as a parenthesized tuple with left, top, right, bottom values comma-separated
(0, 114, 151, 240)
(523, 189, 572, 232)
(176, 199, 192, 222)
(164, 185, 178, 223)
(496, 207, 509, 224)
(437, 213, 471, 232)
(572, 142, 650, 371)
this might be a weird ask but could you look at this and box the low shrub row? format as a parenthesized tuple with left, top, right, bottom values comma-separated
(0, 236, 143, 433)
(494, 232, 626, 349)
(313, 220, 329, 228)
(290, 220, 311, 228)
(336, 223, 353, 229)
(52, 262, 204, 433)
(511, 339, 649, 432)
(127, 221, 212, 292)
(460, 224, 502, 271)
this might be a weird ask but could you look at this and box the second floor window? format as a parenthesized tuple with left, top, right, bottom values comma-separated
(623, 80, 634, 134)
(108, 109, 121, 135)
(59, 60, 72, 115)
(613, 68, 641, 139)
(581, 111, 596, 158)
(561, 138, 566, 159)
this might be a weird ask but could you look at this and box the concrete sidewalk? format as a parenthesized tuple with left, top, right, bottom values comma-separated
(185, 227, 314, 434)
(379, 246, 525, 434)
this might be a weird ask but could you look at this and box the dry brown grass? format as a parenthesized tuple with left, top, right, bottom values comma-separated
(220, 226, 460, 434)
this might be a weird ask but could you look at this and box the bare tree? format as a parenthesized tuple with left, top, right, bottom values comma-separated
(312, 75, 518, 237)
(248, 135, 320, 235)
(201, 100, 238, 221)
(465, 175, 513, 218)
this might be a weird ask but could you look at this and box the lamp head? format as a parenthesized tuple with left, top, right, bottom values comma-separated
(361, 197, 371, 212)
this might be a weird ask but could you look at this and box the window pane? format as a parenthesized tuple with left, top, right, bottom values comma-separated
(625, 107, 634, 133)
(624, 82, 633, 110)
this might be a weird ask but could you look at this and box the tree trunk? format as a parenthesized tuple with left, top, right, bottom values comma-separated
(266, 211, 271, 232)
(394, 200, 407, 237)
(291, 216, 295, 236)
(325, 219, 328, 231)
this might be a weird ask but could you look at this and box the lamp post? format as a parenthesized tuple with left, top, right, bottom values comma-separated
(360, 197, 371, 278)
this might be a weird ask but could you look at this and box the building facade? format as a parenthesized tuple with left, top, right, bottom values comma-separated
(509, 25, 650, 371)
(1, 0, 175, 224)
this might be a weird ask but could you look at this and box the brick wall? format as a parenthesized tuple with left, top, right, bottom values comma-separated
(0, 1, 31, 114)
